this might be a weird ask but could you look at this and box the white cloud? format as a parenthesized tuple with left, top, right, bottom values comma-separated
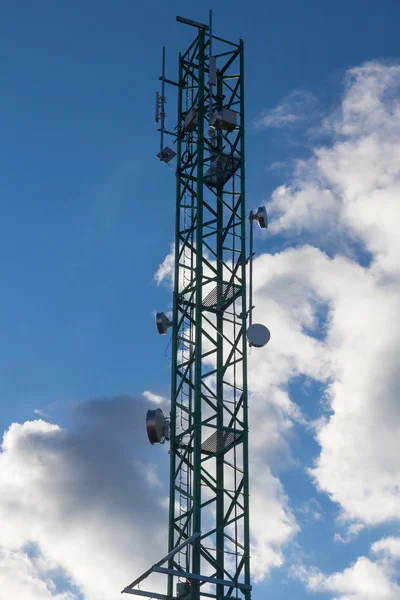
(250, 459, 299, 581)
(298, 498, 323, 523)
(372, 538, 400, 560)
(0, 397, 168, 600)
(34, 408, 48, 417)
(334, 522, 365, 544)
(254, 90, 316, 129)
(251, 248, 395, 527)
(258, 62, 400, 533)
(267, 63, 400, 273)
(154, 243, 175, 286)
(293, 537, 400, 599)
(0, 547, 78, 600)
(294, 557, 400, 599)
(142, 390, 167, 404)
(0, 405, 297, 597)
(252, 244, 400, 527)
(267, 182, 340, 239)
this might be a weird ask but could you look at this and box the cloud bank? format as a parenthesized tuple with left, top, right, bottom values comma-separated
(0, 397, 168, 600)
(256, 61, 400, 593)
(264, 63, 400, 528)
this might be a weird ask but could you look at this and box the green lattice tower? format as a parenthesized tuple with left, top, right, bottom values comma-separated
(123, 17, 250, 600)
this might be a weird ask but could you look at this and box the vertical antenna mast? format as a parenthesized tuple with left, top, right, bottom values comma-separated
(160, 46, 166, 156)
(156, 46, 177, 164)
(123, 13, 269, 600)
(208, 10, 214, 139)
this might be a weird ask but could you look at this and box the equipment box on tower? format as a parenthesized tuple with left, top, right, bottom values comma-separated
(211, 108, 237, 132)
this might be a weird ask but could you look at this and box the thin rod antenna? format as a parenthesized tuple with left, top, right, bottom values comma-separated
(209, 9, 212, 52)
(249, 212, 254, 327)
(208, 10, 213, 139)
(160, 46, 166, 156)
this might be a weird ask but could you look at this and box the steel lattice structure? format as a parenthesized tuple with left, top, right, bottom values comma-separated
(123, 15, 251, 600)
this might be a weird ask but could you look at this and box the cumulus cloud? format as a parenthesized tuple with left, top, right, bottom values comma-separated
(0, 397, 168, 600)
(257, 62, 400, 536)
(251, 242, 400, 528)
(292, 537, 400, 599)
(294, 557, 400, 599)
(372, 537, 400, 560)
(0, 547, 78, 600)
(268, 63, 400, 270)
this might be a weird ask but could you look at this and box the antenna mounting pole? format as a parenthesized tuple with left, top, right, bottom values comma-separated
(160, 46, 166, 156)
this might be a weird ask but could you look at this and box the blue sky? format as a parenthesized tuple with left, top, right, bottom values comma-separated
(1, 2, 400, 599)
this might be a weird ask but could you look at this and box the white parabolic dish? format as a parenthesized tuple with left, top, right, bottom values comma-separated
(247, 323, 271, 348)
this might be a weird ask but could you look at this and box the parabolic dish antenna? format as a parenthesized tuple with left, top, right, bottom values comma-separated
(146, 408, 169, 445)
(247, 323, 271, 348)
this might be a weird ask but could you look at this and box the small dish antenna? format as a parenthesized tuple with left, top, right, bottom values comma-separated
(252, 206, 268, 229)
(156, 146, 176, 164)
(247, 323, 271, 348)
(146, 408, 170, 445)
(156, 312, 173, 335)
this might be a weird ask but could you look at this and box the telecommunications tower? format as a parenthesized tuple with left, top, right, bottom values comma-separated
(123, 12, 269, 600)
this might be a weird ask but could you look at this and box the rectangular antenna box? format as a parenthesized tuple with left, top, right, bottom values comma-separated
(211, 108, 237, 132)
(184, 108, 198, 132)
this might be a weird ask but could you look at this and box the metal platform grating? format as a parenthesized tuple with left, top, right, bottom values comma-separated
(203, 153, 240, 188)
(201, 429, 243, 455)
(203, 282, 241, 311)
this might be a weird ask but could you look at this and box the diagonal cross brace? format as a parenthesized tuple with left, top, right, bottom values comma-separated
(122, 532, 200, 594)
